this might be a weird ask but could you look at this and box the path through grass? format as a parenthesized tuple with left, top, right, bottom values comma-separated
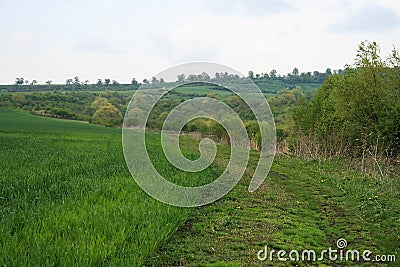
(147, 149, 399, 266)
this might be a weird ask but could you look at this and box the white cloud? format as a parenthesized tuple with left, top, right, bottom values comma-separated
(329, 2, 400, 33)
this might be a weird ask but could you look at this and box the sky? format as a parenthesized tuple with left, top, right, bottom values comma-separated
(0, 0, 399, 84)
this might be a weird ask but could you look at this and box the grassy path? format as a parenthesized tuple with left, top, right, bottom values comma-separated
(146, 146, 399, 266)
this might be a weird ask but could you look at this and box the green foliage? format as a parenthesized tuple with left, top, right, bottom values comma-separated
(0, 91, 99, 120)
(125, 107, 145, 127)
(293, 41, 400, 157)
(11, 93, 27, 105)
(91, 96, 110, 109)
(206, 93, 221, 100)
(145, 83, 305, 150)
(92, 102, 123, 127)
(0, 90, 133, 126)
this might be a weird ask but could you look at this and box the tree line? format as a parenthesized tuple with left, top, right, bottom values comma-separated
(292, 41, 400, 161)
(8, 66, 333, 87)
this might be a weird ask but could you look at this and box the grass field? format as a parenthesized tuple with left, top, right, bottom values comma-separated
(0, 109, 198, 266)
(171, 85, 233, 97)
(1, 108, 399, 266)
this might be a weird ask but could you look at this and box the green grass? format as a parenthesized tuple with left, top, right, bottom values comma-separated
(0, 108, 197, 266)
(254, 80, 322, 93)
(1, 108, 398, 266)
(147, 153, 399, 266)
(171, 85, 233, 97)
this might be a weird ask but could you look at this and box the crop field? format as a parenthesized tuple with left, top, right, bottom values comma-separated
(0, 108, 206, 266)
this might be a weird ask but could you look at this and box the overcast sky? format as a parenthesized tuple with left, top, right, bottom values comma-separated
(0, 0, 399, 84)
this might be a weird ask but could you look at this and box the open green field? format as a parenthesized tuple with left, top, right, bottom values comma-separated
(0, 109, 197, 265)
(0, 109, 399, 266)
(171, 85, 233, 97)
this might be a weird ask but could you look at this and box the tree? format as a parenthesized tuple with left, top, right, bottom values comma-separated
(151, 77, 158, 84)
(46, 80, 52, 85)
(15, 78, 24, 85)
(325, 68, 332, 75)
(187, 74, 197, 81)
(131, 78, 138, 85)
(125, 107, 145, 127)
(31, 80, 37, 85)
(293, 40, 400, 157)
(355, 41, 382, 68)
(66, 79, 73, 85)
(112, 80, 119, 85)
(177, 74, 185, 82)
(206, 93, 220, 100)
(91, 97, 110, 109)
(93, 103, 123, 126)
(143, 78, 149, 84)
(11, 93, 26, 105)
(24, 80, 29, 85)
(201, 72, 210, 81)
(269, 69, 277, 78)
(312, 70, 320, 77)
(292, 67, 299, 76)
(248, 71, 254, 79)
(159, 78, 165, 84)
(104, 79, 111, 86)
(97, 79, 103, 85)
(208, 119, 227, 142)
(74, 76, 80, 85)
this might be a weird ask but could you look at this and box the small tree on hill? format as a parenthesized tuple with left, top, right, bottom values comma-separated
(93, 103, 122, 126)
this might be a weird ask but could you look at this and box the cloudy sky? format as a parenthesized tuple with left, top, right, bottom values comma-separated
(0, 0, 399, 84)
